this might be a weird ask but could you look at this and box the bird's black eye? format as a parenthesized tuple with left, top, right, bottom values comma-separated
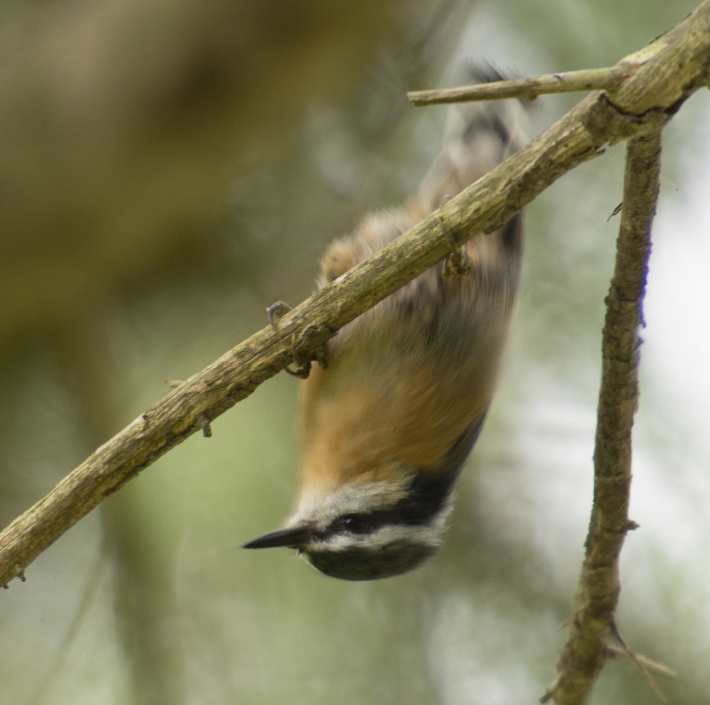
(332, 514, 370, 534)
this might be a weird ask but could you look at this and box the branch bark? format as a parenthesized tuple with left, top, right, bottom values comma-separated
(545, 129, 662, 705)
(0, 0, 709, 588)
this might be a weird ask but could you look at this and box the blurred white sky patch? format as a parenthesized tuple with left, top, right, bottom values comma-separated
(469, 386, 597, 591)
(643, 91, 710, 452)
(638, 89, 710, 521)
(427, 588, 555, 705)
(507, 392, 596, 579)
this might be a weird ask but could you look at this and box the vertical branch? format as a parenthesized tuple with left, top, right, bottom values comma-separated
(547, 129, 662, 705)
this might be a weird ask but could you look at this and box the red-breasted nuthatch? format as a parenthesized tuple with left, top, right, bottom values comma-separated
(245, 68, 528, 580)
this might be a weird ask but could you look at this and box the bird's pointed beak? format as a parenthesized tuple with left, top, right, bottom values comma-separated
(243, 525, 312, 550)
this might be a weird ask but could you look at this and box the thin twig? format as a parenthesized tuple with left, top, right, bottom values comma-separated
(609, 621, 669, 702)
(0, 0, 709, 588)
(605, 643, 677, 680)
(549, 129, 663, 705)
(408, 66, 632, 105)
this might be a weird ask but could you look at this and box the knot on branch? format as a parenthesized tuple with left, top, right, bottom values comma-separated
(583, 93, 671, 144)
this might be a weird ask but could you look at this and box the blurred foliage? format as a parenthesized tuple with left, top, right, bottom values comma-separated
(0, 0, 708, 704)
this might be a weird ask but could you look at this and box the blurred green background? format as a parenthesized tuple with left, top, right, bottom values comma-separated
(0, 0, 708, 704)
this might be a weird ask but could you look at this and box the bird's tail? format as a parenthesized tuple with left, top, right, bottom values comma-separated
(417, 66, 528, 213)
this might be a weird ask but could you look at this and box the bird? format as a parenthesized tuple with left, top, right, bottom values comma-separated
(244, 68, 528, 580)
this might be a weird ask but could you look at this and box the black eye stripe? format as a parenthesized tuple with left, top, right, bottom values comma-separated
(325, 502, 436, 538)
(330, 513, 375, 534)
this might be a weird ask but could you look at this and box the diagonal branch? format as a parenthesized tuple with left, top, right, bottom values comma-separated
(0, 0, 708, 588)
(544, 128, 663, 705)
